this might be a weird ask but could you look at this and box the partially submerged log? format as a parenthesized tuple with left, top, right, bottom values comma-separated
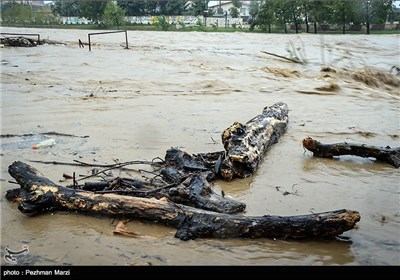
(163, 101, 289, 181)
(6, 161, 360, 240)
(1, 36, 38, 47)
(68, 148, 246, 214)
(166, 172, 245, 214)
(220, 102, 289, 180)
(163, 149, 246, 213)
(302, 137, 400, 168)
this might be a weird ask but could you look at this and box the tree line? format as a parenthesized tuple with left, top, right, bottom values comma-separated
(249, 0, 397, 34)
(50, 0, 209, 22)
(1, 0, 399, 33)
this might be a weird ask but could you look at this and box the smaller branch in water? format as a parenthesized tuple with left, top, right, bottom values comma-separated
(302, 137, 400, 168)
(260, 50, 305, 64)
(73, 159, 155, 168)
(1, 131, 89, 138)
(94, 182, 178, 196)
(29, 160, 85, 167)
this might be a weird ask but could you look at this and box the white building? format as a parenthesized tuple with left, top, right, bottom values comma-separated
(208, 1, 251, 18)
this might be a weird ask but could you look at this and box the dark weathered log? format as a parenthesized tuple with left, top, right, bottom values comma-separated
(164, 148, 215, 180)
(166, 173, 245, 214)
(302, 137, 400, 168)
(220, 102, 289, 180)
(63, 170, 243, 215)
(161, 149, 245, 213)
(1, 36, 37, 47)
(61, 149, 245, 214)
(175, 208, 360, 241)
(6, 161, 360, 240)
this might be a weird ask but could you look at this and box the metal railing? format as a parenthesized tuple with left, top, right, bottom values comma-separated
(87, 30, 128, 51)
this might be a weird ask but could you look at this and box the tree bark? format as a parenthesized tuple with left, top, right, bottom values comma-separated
(6, 161, 360, 240)
(220, 102, 289, 180)
(302, 137, 400, 168)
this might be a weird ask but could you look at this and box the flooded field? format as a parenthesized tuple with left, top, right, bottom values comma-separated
(1, 27, 399, 265)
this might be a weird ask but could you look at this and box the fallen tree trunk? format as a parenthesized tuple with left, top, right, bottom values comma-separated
(220, 102, 289, 180)
(6, 161, 360, 240)
(302, 137, 400, 168)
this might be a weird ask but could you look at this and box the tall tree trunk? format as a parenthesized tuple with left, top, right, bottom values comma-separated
(304, 3, 309, 33)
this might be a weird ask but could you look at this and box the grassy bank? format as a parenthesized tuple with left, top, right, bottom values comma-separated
(1, 23, 399, 35)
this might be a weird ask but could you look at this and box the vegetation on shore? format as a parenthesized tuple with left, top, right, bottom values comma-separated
(1, 0, 399, 35)
(1, 22, 399, 35)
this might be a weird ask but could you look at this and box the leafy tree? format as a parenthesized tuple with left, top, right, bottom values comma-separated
(19, 5, 33, 25)
(231, 0, 242, 18)
(302, 0, 310, 32)
(188, 0, 209, 16)
(229, 6, 239, 18)
(117, 0, 146, 16)
(307, 0, 331, 34)
(372, 0, 393, 23)
(103, 1, 126, 29)
(156, 0, 168, 14)
(249, 0, 260, 19)
(165, 0, 187, 15)
(1, 2, 18, 24)
(153, 0, 188, 15)
(145, 0, 158, 15)
(33, 11, 60, 26)
(274, 0, 299, 33)
(388, 0, 400, 22)
(329, 0, 359, 34)
(1, 3, 32, 25)
(361, 0, 393, 34)
(232, 0, 242, 9)
(250, 0, 274, 32)
(77, 0, 107, 24)
(288, 0, 303, 33)
(51, 1, 80, 17)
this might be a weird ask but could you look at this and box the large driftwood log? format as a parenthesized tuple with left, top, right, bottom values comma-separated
(302, 137, 400, 168)
(6, 161, 360, 240)
(220, 102, 289, 180)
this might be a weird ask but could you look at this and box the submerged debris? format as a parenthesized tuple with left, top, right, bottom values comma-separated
(1, 36, 38, 47)
(352, 67, 400, 88)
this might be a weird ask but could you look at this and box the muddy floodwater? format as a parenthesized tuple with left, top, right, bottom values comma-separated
(1, 27, 399, 266)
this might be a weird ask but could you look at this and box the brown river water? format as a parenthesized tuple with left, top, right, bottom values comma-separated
(1, 27, 399, 266)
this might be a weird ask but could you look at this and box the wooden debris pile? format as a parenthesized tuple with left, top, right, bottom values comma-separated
(5, 102, 364, 240)
(1, 36, 38, 47)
